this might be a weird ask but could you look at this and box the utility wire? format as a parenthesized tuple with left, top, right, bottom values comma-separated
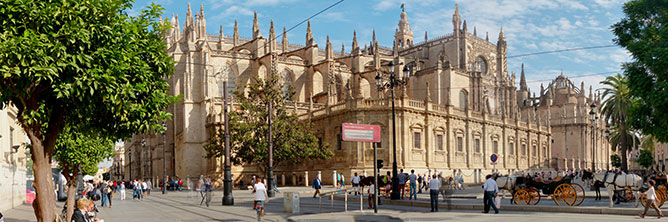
(508, 45, 617, 58)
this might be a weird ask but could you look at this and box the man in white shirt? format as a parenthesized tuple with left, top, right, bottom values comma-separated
(253, 178, 269, 216)
(428, 174, 441, 212)
(351, 172, 361, 195)
(482, 174, 499, 214)
(367, 180, 376, 209)
(408, 170, 418, 200)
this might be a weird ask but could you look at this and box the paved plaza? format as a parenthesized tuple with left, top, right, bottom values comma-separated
(2, 183, 661, 222)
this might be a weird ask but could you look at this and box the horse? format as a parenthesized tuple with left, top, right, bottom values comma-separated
(494, 175, 518, 204)
(358, 175, 388, 195)
(591, 172, 643, 208)
(438, 175, 454, 200)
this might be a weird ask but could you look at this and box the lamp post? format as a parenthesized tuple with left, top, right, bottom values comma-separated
(162, 121, 167, 194)
(375, 61, 412, 200)
(222, 81, 234, 205)
(589, 103, 597, 171)
(267, 99, 275, 198)
(129, 150, 132, 180)
(605, 127, 610, 170)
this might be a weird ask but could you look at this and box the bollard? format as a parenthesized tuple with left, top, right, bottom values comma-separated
(333, 170, 337, 187)
(305, 171, 309, 187)
(345, 189, 348, 212)
(281, 174, 286, 186)
(360, 186, 363, 212)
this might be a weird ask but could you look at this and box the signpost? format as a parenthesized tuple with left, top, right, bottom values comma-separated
(341, 123, 381, 213)
(490, 154, 498, 171)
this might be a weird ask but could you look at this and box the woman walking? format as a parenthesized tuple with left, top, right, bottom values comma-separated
(119, 182, 126, 200)
(639, 180, 663, 218)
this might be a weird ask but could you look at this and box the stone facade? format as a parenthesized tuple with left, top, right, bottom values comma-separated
(0, 104, 28, 211)
(123, 4, 610, 186)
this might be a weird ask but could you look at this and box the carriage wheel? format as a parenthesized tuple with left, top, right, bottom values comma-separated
(571, 183, 585, 206)
(513, 188, 530, 205)
(527, 188, 541, 205)
(552, 184, 576, 206)
(624, 188, 634, 202)
(656, 188, 666, 208)
(641, 193, 648, 208)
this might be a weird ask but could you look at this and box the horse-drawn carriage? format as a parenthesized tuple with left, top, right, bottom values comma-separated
(638, 174, 668, 207)
(497, 175, 585, 206)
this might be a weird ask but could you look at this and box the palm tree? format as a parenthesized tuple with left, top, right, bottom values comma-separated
(600, 74, 633, 171)
(641, 134, 657, 153)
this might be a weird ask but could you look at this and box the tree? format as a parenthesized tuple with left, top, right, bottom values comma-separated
(54, 127, 114, 222)
(611, 154, 623, 168)
(0, 1, 174, 221)
(612, 0, 668, 142)
(636, 149, 654, 169)
(600, 74, 634, 172)
(641, 134, 657, 153)
(205, 74, 333, 176)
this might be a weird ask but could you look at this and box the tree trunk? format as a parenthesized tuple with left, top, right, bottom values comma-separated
(30, 138, 57, 222)
(620, 122, 628, 172)
(64, 167, 79, 222)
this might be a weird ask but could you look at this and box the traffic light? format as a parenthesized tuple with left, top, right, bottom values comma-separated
(377, 160, 384, 169)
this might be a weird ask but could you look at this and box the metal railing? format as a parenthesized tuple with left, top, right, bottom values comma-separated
(317, 187, 365, 212)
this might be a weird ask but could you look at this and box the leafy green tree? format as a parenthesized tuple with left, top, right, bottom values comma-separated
(600, 74, 634, 171)
(613, 0, 668, 142)
(54, 127, 114, 222)
(205, 74, 333, 177)
(641, 134, 657, 153)
(611, 154, 623, 168)
(0, 1, 174, 221)
(636, 149, 654, 169)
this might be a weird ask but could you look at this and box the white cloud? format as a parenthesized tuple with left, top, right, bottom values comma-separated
(592, 0, 625, 8)
(223, 5, 254, 17)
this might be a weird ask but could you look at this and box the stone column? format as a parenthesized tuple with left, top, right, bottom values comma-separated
(318, 171, 322, 181)
(305, 171, 309, 187)
(281, 174, 286, 186)
(292, 173, 296, 186)
(333, 170, 337, 187)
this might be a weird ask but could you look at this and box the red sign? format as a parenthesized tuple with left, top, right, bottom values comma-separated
(342, 123, 381, 142)
(490, 154, 498, 163)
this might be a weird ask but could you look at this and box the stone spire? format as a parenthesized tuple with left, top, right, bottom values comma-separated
(498, 26, 505, 41)
(425, 82, 432, 102)
(252, 11, 261, 39)
(372, 29, 377, 44)
(218, 24, 223, 44)
(326, 35, 333, 60)
(395, 6, 414, 48)
(341, 42, 345, 56)
(589, 85, 593, 99)
(233, 20, 239, 46)
(352, 30, 360, 55)
(424, 31, 428, 42)
(485, 32, 489, 41)
(520, 64, 528, 91)
(174, 13, 180, 40)
(269, 19, 276, 51)
(198, 4, 206, 40)
(473, 26, 477, 36)
(282, 26, 288, 53)
(462, 20, 467, 33)
(452, 3, 461, 33)
(306, 20, 314, 46)
(186, 3, 194, 42)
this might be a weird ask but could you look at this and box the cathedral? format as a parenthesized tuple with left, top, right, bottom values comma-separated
(123, 4, 612, 185)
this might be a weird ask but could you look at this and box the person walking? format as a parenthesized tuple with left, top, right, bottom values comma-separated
(428, 174, 441, 212)
(253, 177, 269, 217)
(639, 180, 663, 218)
(119, 182, 126, 200)
(351, 172, 361, 195)
(146, 180, 152, 196)
(312, 176, 322, 198)
(100, 181, 108, 207)
(482, 174, 499, 214)
(368, 180, 376, 209)
(384, 171, 391, 198)
(408, 170, 418, 200)
(398, 169, 407, 199)
(141, 180, 148, 198)
(417, 174, 423, 194)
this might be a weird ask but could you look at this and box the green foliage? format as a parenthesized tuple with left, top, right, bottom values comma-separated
(636, 149, 654, 169)
(54, 127, 115, 175)
(612, 0, 668, 142)
(641, 135, 657, 153)
(611, 154, 622, 168)
(0, 0, 175, 140)
(608, 124, 639, 152)
(205, 74, 333, 173)
(600, 74, 634, 171)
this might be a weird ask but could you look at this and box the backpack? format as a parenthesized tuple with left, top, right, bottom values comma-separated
(312, 179, 321, 189)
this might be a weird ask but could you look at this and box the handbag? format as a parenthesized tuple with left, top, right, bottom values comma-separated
(494, 196, 502, 209)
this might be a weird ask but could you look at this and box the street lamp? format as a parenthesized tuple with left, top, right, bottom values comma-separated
(589, 103, 597, 171)
(162, 121, 167, 195)
(222, 81, 234, 205)
(375, 61, 412, 200)
(267, 93, 275, 198)
(129, 149, 132, 180)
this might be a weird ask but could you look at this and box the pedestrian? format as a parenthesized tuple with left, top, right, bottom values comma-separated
(398, 169, 407, 199)
(417, 174, 423, 194)
(146, 179, 152, 196)
(100, 180, 108, 207)
(340, 173, 345, 188)
(119, 182, 126, 200)
(428, 174, 441, 212)
(141, 180, 148, 198)
(639, 180, 663, 218)
(368, 179, 376, 209)
(178, 178, 183, 191)
(384, 171, 391, 198)
(409, 169, 418, 200)
(106, 181, 113, 208)
(137, 180, 144, 200)
(482, 174, 499, 214)
(253, 177, 269, 217)
(312, 175, 322, 198)
(351, 172, 361, 195)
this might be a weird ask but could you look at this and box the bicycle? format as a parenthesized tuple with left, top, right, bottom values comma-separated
(200, 189, 212, 207)
(255, 201, 264, 221)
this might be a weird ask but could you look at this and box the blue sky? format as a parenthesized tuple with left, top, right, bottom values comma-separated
(130, 0, 630, 94)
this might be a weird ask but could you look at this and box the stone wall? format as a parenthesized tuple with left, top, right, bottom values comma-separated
(0, 163, 27, 212)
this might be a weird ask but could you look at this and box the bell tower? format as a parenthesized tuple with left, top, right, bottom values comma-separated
(394, 6, 414, 48)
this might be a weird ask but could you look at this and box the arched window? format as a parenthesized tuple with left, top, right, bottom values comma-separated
(257, 64, 267, 81)
(280, 69, 294, 99)
(335, 76, 343, 102)
(216, 68, 236, 97)
(313, 71, 324, 95)
(475, 56, 487, 74)
(459, 90, 468, 110)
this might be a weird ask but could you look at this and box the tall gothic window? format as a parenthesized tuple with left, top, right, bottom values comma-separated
(532, 145, 537, 157)
(475, 56, 487, 75)
(436, 134, 443, 151)
(459, 90, 468, 110)
(474, 138, 480, 153)
(493, 141, 498, 154)
(457, 137, 463, 152)
(509, 142, 514, 155)
(217, 69, 235, 98)
(522, 144, 527, 156)
(280, 69, 294, 99)
(414, 132, 421, 149)
(543, 146, 547, 157)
